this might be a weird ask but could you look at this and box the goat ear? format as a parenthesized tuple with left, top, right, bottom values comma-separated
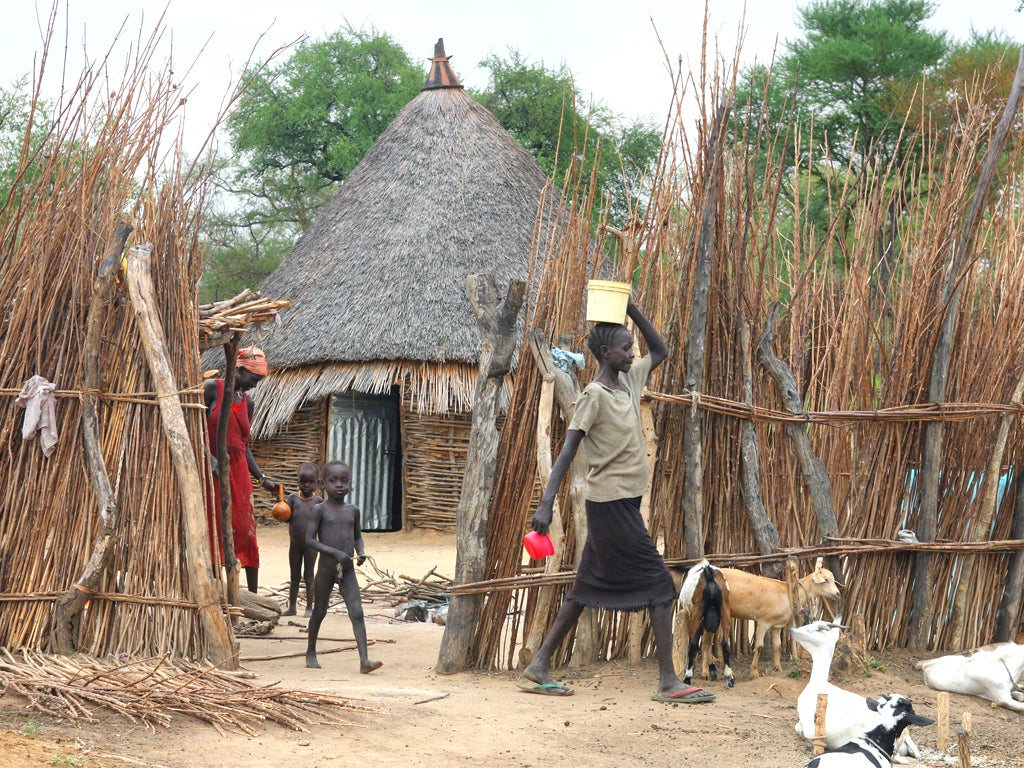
(814, 557, 823, 570)
(865, 696, 879, 711)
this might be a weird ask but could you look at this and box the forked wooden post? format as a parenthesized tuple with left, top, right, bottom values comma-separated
(436, 275, 524, 674)
(813, 693, 828, 755)
(126, 244, 237, 668)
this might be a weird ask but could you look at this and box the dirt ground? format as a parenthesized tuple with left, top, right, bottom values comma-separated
(2, 523, 1022, 768)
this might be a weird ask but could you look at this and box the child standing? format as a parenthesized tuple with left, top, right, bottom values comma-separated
(521, 297, 713, 703)
(281, 462, 322, 617)
(304, 460, 382, 673)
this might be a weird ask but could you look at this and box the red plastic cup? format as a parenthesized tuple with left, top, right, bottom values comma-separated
(523, 531, 555, 559)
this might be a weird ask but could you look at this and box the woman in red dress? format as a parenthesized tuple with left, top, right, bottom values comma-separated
(205, 346, 278, 593)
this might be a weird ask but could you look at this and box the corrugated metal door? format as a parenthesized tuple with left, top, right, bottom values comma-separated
(327, 391, 401, 531)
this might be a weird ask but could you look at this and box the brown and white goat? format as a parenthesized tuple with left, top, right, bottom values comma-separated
(721, 558, 841, 678)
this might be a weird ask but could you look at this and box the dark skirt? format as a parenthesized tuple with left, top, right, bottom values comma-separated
(566, 496, 676, 612)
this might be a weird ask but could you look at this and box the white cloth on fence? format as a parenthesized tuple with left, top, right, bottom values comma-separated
(15, 374, 58, 456)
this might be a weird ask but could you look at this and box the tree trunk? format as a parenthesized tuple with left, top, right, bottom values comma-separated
(50, 221, 133, 653)
(912, 47, 1024, 650)
(436, 274, 524, 674)
(126, 244, 237, 668)
(739, 319, 781, 579)
(756, 304, 843, 584)
(681, 101, 731, 560)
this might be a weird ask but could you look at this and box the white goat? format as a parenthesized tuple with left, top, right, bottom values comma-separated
(916, 642, 1024, 713)
(801, 694, 934, 768)
(791, 621, 921, 757)
(721, 558, 841, 677)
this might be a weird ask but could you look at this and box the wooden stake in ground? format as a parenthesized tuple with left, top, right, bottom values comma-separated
(957, 726, 971, 767)
(813, 693, 828, 755)
(937, 691, 950, 751)
(126, 244, 237, 668)
(437, 275, 524, 674)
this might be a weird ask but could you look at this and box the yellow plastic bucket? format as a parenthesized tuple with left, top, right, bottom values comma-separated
(586, 280, 631, 324)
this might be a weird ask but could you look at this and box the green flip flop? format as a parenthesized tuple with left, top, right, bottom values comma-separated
(517, 680, 574, 696)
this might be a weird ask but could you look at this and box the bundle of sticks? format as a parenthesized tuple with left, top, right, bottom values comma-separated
(358, 557, 452, 606)
(199, 289, 291, 350)
(0, 648, 378, 735)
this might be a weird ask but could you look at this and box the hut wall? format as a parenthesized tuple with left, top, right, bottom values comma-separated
(400, 405, 472, 530)
(250, 399, 328, 518)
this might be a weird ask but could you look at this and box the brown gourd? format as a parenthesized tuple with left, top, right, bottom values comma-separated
(271, 483, 292, 522)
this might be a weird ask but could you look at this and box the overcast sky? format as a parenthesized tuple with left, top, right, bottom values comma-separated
(2, 0, 1021, 156)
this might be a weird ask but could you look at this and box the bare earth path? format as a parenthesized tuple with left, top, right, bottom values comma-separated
(2, 523, 1021, 767)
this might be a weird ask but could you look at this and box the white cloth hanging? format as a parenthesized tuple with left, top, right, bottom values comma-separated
(15, 374, 58, 457)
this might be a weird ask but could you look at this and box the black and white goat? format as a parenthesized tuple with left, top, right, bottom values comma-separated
(802, 694, 934, 768)
(671, 561, 735, 687)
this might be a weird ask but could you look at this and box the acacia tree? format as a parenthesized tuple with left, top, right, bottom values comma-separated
(732, 0, 949, 284)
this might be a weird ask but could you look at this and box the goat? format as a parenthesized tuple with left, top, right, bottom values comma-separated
(721, 558, 841, 677)
(791, 621, 919, 757)
(916, 642, 1024, 713)
(671, 561, 734, 687)
(802, 694, 934, 768)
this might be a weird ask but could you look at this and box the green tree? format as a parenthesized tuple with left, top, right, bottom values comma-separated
(731, 0, 951, 278)
(200, 28, 424, 301)
(786, 0, 947, 171)
(475, 51, 660, 224)
(0, 78, 44, 214)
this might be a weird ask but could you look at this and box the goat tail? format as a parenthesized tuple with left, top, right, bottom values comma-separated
(701, 565, 724, 633)
(677, 558, 710, 613)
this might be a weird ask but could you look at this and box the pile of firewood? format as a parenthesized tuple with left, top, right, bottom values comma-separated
(199, 289, 290, 350)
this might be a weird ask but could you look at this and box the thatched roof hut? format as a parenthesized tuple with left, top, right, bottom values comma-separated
(246, 40, 564, 530)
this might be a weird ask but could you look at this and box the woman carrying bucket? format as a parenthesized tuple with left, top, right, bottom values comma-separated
(519, 287, 714, 703)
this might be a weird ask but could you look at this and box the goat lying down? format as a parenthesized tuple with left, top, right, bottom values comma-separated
(791, 621, 922, 758)
(916, 642, 1024, 713)
(802, 694, 934, 768)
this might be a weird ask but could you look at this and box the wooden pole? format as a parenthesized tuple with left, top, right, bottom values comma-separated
(521, 374, 566, 663)
(813, 693, 828, 755)
(125, 244, 237, 668)
(50, 220, 133, 653)
(681, 101, 731, 560)
(756, 304, 843, 584)
(217, 332, 241, 611)
(937, 691, 950, 751)
(436, 275, 524, 674)
(956, 726, 971, 768)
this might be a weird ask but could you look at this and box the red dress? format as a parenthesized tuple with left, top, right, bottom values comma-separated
(206, 379, 259, 569)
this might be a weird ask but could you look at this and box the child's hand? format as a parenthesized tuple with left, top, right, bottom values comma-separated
(356, 553, 366, 566)
(530, 502, 553, 536)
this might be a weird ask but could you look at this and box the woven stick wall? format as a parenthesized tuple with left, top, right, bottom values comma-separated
(471, 36, 1024, 669)
(0, 23, 225, 657)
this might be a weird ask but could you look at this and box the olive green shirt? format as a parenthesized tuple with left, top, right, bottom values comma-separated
(568, 355, 652, 502)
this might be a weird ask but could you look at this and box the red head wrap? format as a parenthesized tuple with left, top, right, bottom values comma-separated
(236, 346, 269, 376)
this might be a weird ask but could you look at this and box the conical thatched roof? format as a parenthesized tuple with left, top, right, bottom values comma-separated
(255, 40, 559, 371)
(245, 40, 570, 434)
